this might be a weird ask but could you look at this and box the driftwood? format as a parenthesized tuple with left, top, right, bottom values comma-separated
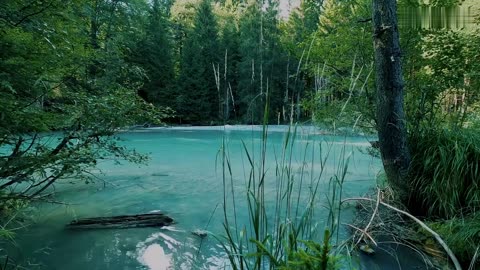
(67, 213, 174, 230)
(342, 198, 462, 270)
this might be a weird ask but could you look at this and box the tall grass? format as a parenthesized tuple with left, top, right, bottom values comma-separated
(428, 212, 480, 267)
(0, 195, 26, 270)
(218, 115, 354, 269)
(408, 128, 480, 218)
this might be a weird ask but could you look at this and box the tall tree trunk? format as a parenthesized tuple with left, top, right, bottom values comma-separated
(372, 0, 411, 201)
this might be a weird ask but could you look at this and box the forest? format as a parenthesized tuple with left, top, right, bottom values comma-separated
(1, 0, 480, 269)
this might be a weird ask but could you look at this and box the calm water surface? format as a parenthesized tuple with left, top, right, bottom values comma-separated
(14, 126, 383, 269)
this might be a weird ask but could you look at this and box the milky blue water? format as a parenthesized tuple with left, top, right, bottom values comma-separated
(13, 126, 382, 270)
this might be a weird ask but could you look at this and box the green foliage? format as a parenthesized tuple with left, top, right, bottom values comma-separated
(0, 1, 171, 266)
(237, 1, 290, 124)
(219, 14, 240, 122)
(0, 191, 29, 269)
(427, 213, 480, 266)
(408, 128, 480, 218)
(0, 0, 166, 199)
(297, 0, 375, 130)
(281, 230, 340, 270)
(236, 2, 264, 123)
(0, 196, 27, 219)
(176, 0, 221, 123)
(131, 0, 175, 108)
(403, 28, 480, 130)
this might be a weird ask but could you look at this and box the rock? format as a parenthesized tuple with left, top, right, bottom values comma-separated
(192, 229, 208, 238)
(360, 244, 375, 255)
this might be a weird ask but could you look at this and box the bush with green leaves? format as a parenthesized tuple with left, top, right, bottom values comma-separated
(0, 0, 167, 200)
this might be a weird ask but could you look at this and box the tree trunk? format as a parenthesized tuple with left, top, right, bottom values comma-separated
(372, 0, 411, 201)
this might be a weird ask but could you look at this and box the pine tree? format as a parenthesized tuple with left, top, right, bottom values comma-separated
(237, 0, 288, 123)
(176, 0, 220, 123)
(237, 2, 263, 123)
(132, 0, 175, 108)
(219, 15, 240, 122)
(262, 0, 289, 123)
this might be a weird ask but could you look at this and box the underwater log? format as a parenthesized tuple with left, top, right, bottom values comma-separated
(66, 213, 174, 229)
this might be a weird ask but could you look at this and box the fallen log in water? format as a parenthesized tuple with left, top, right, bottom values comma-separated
(67, 213, 174, 229)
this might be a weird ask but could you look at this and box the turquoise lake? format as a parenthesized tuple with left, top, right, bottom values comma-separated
(12, 126, 385, 269)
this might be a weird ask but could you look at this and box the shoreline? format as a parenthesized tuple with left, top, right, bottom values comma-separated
(127, 124, 376, 137)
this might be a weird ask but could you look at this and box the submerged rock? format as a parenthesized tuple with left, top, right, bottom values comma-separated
(192, 229, 208, 238)
(360, 244, 375, 255)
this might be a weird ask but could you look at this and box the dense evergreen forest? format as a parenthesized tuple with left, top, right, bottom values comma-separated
(1, 0, 480, 268)
(0, 0, 343, 127)
(4, 0, 477, 127)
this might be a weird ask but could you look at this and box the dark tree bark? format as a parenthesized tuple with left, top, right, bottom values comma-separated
(372, 0, 411, 201)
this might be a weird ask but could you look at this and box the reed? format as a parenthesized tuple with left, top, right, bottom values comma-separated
(218, 105, 354, 269)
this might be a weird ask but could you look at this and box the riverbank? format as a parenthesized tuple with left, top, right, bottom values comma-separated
(350, 185, 479, 269)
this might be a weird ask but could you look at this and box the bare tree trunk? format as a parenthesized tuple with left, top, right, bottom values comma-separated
(373, 0, 411, 201)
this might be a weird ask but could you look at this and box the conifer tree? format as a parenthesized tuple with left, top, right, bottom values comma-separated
(132, 0, 175, 108)
(219, 15, 240, 122)
(237, 0, 288, 123)
(237, 2, 264, 123)
(177, 0, 220, 123)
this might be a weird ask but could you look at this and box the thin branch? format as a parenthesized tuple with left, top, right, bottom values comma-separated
(343, 223, 377, 246)
(9, 136, 24, 158)
(18, 133, 38, 156)
(49, 135, 73, 156)
(28, 168, 66, 198)
(342, 197, 462, 270)
(12, 1, 55, 27)
(355, 188, 381, 246)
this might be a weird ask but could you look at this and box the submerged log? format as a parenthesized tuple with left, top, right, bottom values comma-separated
(67, 213, 174, 230)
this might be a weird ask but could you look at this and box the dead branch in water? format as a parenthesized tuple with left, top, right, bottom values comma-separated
(342, 197, 462, 270)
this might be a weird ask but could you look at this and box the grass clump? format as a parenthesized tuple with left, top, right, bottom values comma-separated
(408, 128, 480, 218)
(426, 213, 480, 267)
(404, 127, 480, 266)
(0, 193, 29, 270)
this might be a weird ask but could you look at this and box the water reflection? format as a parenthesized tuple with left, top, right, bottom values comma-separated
(139, 244, 172, 270)
(135, 229, 227, 270)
